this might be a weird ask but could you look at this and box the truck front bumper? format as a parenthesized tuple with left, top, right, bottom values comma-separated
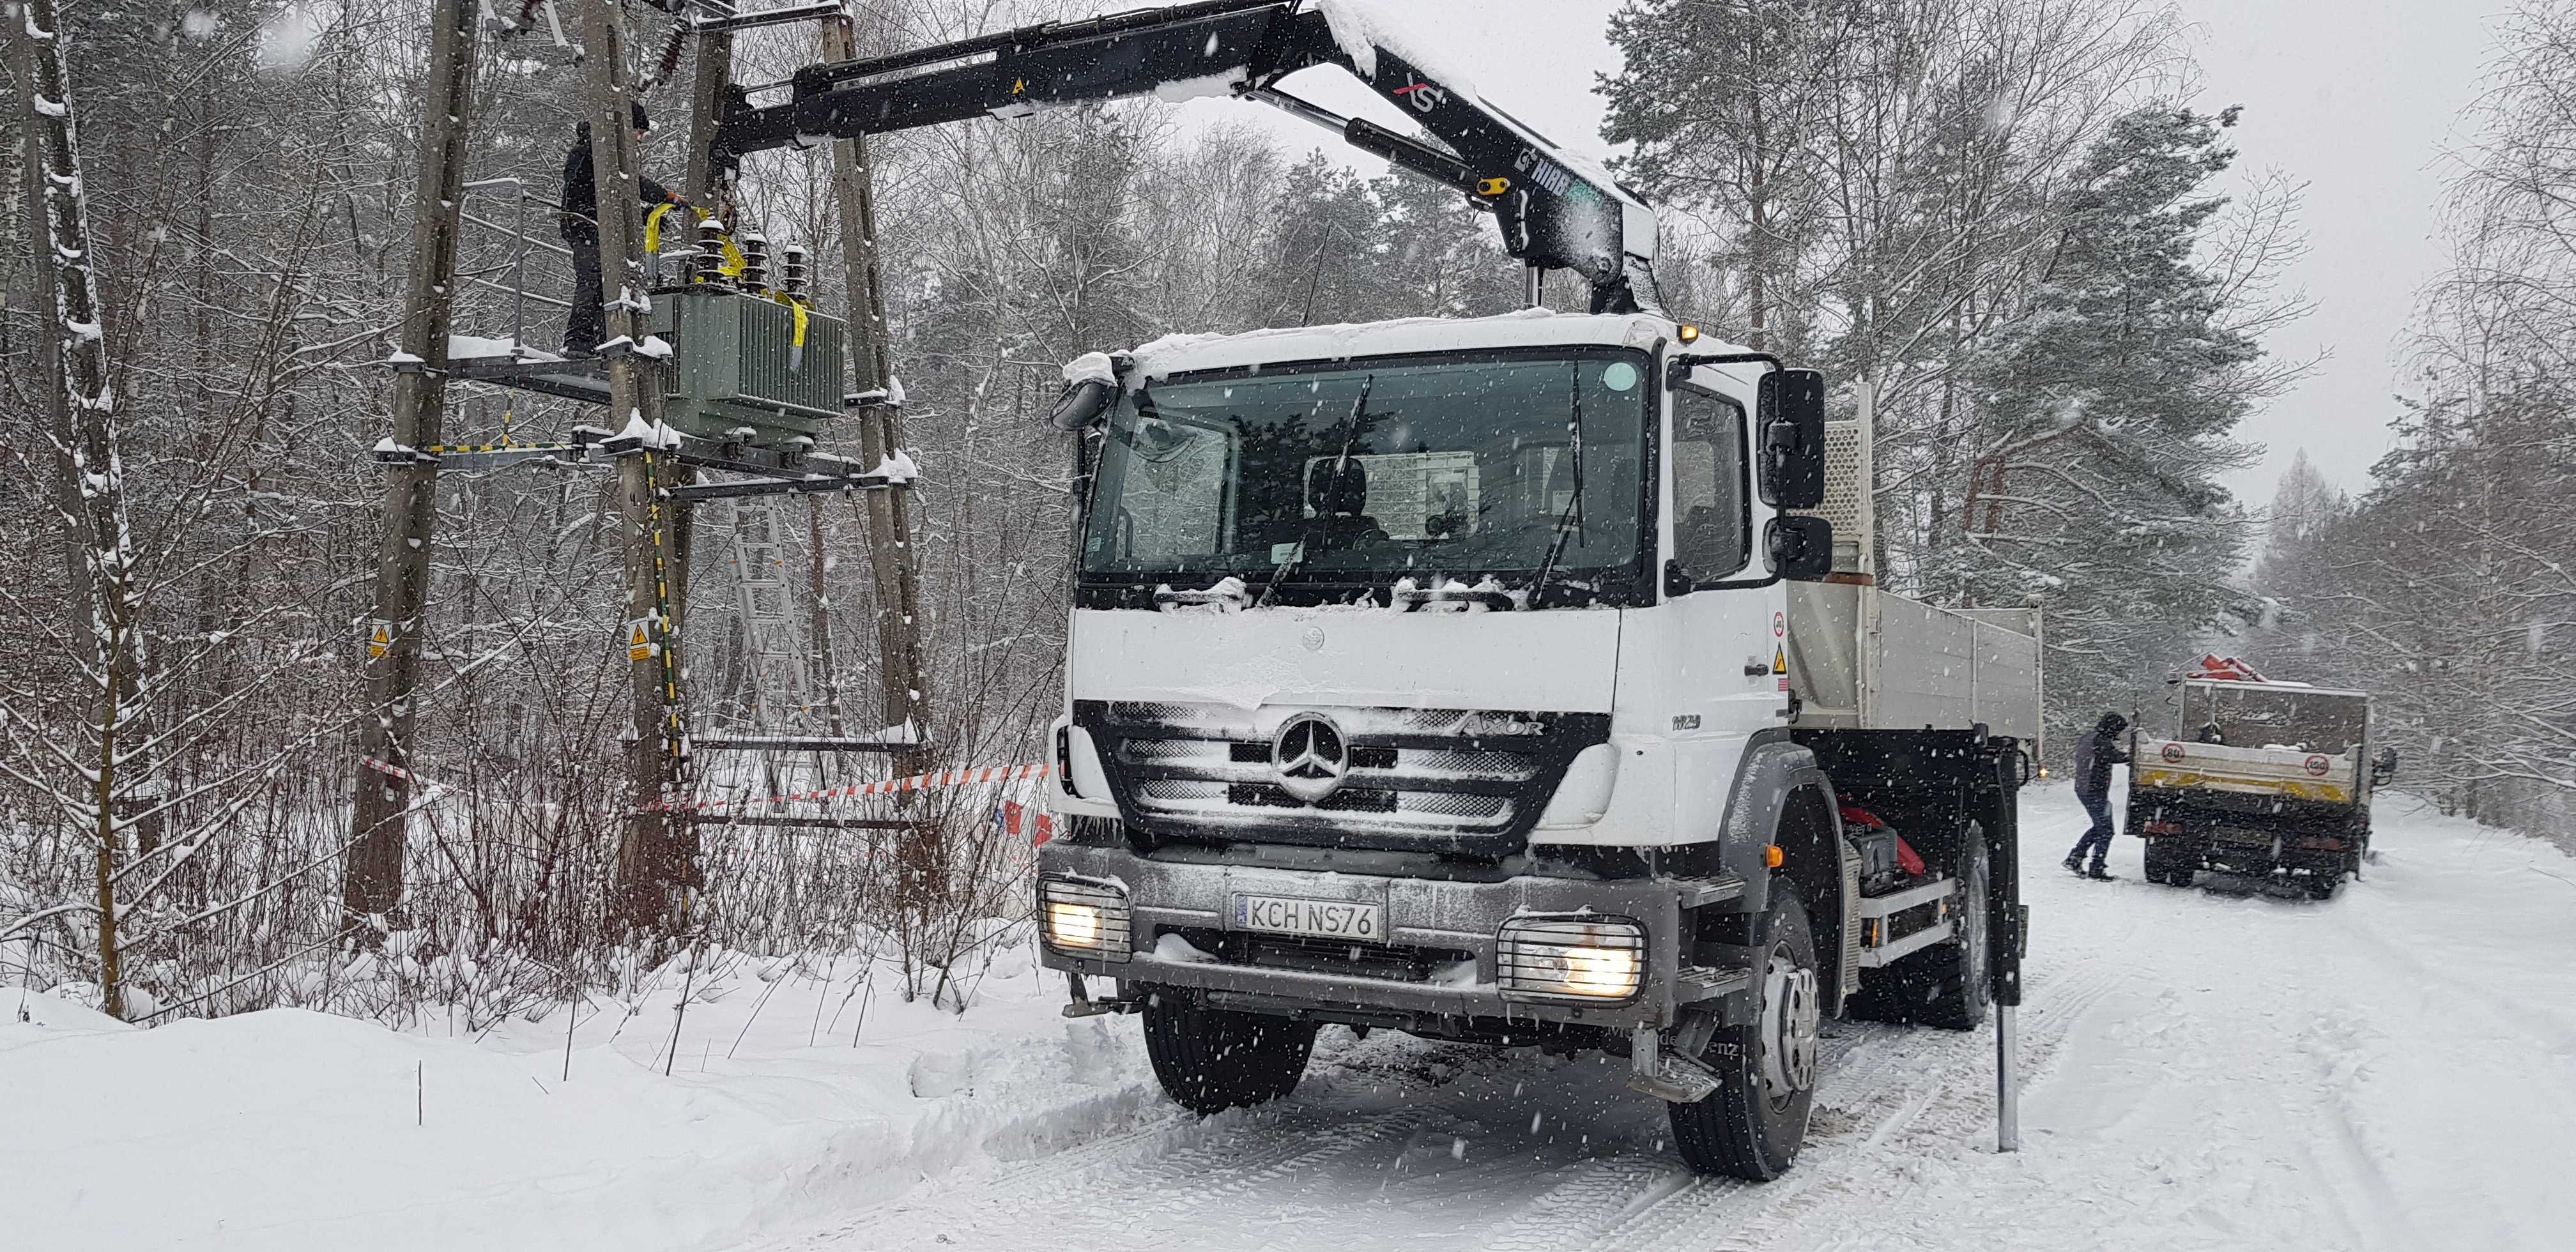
(1035, 843, 1735, 1033)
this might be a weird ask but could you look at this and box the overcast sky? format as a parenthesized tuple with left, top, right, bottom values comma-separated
(1171, 0, 2499, 506)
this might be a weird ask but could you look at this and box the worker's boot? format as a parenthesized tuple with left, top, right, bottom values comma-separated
(2063, 855, 2084, 876)
(2085, 862, 2115, 881)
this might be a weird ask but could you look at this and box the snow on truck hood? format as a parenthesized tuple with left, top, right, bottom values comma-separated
(1070, 606, 1622, 714)
(1123, 310, 1685, 381)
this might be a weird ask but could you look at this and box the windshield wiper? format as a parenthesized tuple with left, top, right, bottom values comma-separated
(1529, 362, 1587, 605)
(1255, 374, 1374, 607)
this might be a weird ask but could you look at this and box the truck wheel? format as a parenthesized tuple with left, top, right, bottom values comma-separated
(2305, 873, 2342, 901)
(1915, 837, 1991, 1030)
(1140, 997, 1317, 1115)
(1671, 881, 1818, 1181)
(2145, 839, 2193, 887)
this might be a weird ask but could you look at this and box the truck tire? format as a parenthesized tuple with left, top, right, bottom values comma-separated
(2145, 838, 2195, 887)
(1141, 997, 1318, 1115)
(1671, 880, 1818, 1181)
(1914, 838, 1992, 1030)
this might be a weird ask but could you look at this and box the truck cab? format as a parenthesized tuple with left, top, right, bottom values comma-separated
(1036, 309, 2033, 1180)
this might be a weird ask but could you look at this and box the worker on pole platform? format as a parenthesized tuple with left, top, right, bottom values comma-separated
(561, 100, 687, 355)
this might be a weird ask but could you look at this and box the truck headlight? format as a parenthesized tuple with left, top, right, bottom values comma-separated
(1498, 915, 1644, 1002)
(1038, 876, 1131, 962)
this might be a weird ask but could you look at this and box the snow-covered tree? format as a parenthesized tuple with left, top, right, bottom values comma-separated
(1936, 105, 2266, 729)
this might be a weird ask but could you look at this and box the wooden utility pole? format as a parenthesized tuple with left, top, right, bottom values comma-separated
(17, 0, 148, 1016)
(679, 26, 732, 206)
(583, 0, 693, 935)
(822, 12, 933, 885)
(347, 0, 477, 926)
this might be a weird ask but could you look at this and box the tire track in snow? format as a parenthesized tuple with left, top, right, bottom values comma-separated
(818, 1104, 1439, 1248)
(1470, 1019, 1931, 1251)
(786, 1041, 1508, 1250)
(1583, 958, 2131, 1252)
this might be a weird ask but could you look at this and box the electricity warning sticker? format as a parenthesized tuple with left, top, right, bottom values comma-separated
(625, 616, 659, 661)
(365, 619, 393, 660)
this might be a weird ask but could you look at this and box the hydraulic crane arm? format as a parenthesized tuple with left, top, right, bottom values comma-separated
(712, 0, 1659, 314)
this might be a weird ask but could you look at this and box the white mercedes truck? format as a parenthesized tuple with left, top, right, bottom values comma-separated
(1034, 311, 2039, 1180)
(705, 0, 2039, 1181)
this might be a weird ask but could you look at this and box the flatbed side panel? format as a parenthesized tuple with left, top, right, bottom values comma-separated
(1873, 592, 1977, 731)
(2133, 738, 2358, 803)
(1968, 617, 2042, 744)
(1789, 586, 2039, 740)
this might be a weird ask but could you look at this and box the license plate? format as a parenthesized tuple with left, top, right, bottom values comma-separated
(1232, 893, 1383, 941)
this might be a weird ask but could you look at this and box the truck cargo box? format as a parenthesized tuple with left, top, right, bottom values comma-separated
(1784, 583, 2041, 745)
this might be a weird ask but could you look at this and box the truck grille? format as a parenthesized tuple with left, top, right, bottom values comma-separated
(1077, 700, 1607, 854)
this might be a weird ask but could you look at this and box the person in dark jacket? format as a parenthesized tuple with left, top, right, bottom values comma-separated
(2064, 712, 2130, 878)
(560, 100, 687, 355)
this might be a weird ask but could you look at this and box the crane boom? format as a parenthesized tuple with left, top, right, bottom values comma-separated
(710, 0, 1659, 313)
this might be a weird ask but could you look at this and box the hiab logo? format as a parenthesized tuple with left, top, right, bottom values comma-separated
(1271, 713, 1349, 804)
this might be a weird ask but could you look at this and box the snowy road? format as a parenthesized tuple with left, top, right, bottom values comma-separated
(750, 789, 2576, 1252)
(10, 788, 2572, 1251)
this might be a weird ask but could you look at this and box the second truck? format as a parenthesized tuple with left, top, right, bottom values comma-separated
(712, 0, 2041, 1181)
(2126, 659, 2398, 899)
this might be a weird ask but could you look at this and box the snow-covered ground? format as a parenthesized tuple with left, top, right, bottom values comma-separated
(8, 786, 2572, 1250)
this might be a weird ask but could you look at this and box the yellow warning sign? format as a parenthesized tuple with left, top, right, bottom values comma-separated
(1772, 645, 1788, 675)
(625, 616, 659, 662)
(365, 619, 392, 660)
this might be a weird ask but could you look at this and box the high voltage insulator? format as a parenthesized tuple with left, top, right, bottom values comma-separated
(779, 245, 810, 298)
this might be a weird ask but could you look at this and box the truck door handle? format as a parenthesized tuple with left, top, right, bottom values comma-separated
(1743, 659, 1768, 676)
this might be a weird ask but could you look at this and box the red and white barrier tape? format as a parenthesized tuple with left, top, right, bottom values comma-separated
(363, 756, 428, 784)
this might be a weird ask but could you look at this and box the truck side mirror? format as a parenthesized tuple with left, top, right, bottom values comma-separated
(1767, 515, 1832, 581)
(1048, 379, 1116, 431)
(2372, 745, 2398, 782)
(1757, 367, 1827, 509)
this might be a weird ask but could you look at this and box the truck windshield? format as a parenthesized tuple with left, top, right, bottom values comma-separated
(1079, 349, 1650, 593)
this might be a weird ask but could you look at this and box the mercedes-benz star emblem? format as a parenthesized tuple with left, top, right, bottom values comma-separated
(1271, 712, 1349, 804)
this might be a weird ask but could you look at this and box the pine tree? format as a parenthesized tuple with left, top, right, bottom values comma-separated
(1947, 105, 2264, 734)
(1597, 0, 1838, 353)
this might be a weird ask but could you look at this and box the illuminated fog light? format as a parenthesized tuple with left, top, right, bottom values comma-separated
(1038, 876, 1131, 961)
(1498, 915, 1645, 1002)
(1048, 902, 1102, 947)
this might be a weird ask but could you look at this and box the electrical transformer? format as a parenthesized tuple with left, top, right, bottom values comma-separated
(650, 287, 845, 449)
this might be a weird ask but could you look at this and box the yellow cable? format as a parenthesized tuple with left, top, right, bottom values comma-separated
(644, 201, 678, 256)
